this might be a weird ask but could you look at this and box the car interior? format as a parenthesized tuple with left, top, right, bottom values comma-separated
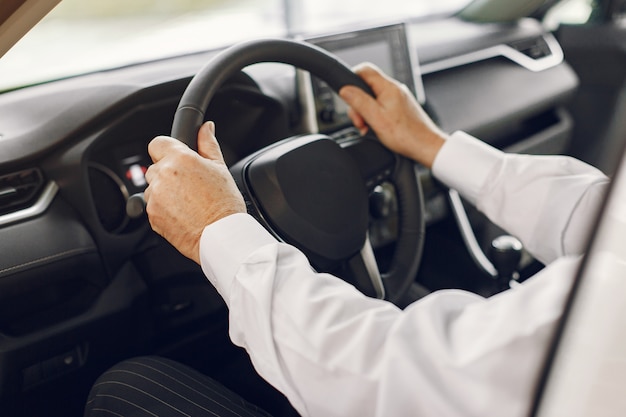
(0, 0, 625, 415)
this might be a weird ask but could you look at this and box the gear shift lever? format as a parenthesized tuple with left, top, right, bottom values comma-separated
(489, 235, 522, 290)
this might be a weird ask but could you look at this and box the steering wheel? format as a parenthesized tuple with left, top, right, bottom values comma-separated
(171, 39, 425, 304)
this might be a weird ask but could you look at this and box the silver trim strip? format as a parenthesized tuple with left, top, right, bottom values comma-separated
(0, 181, 58, 227)
(360, 233, 386, 299)
(448, 189, 497, 278)
(405, 24, 427, 104)
(296, 69, 319, 134)
(421, 33, 564, 75)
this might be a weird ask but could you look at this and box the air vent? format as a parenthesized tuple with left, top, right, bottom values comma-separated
(0, 168, 45, 216)
(509, 37, 552, 60)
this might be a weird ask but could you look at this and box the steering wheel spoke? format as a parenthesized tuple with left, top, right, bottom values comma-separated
(346, 234, 385, 299)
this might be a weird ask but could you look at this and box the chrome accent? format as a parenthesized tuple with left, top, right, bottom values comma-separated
(296, 69, 319, 134)
(405, 24, 427, 105)
(448, 189, 498, 278)
(420, 33, 564, 75)
(0, 181, 58, 227)
(0, 187, 17, 198)
(360, 233, 386, 299)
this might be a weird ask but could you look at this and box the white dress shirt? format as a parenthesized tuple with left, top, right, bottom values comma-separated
(199, 131, 609, 417)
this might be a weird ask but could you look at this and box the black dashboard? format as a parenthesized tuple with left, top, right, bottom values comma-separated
(0, 15, 579, 415)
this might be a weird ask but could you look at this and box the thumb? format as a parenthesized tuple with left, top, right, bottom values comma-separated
(197, 121, 225, 162)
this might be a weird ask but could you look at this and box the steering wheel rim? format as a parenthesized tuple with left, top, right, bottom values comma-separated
(172, 39, 374, 148)
(172, 38, 425, 304)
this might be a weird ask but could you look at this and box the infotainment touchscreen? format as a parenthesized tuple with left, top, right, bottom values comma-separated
(307, 23, 424, 133)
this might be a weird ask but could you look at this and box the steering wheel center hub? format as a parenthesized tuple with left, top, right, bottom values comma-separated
(244, 135, 369, 266)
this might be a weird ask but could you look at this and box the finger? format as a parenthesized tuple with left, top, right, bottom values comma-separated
(143, 183, 151, 198)
(339, 85, 381, 127)
(144, 163, 157, 185)
(346, 107, 369, 136)
(353, 63, 397, 97)
(148, 135, 189, 163)
(197, 121, 225, 162)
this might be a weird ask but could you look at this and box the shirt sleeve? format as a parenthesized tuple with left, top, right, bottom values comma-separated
(432, 131, 609, 264)
(200, 213, 581, 417)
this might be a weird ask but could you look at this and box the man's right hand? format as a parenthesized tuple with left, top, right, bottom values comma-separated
(144, 121, 246, 264)
(339, 63, 447, 169)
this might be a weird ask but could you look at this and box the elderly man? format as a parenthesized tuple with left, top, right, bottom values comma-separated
(85, 64, 607, 417)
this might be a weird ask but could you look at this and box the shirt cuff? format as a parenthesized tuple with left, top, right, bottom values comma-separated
(432, 131, 503, 206)
(199, 213, 278, 302)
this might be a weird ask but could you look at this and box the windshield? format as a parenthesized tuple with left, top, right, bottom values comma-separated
(0, 0, 471, 91)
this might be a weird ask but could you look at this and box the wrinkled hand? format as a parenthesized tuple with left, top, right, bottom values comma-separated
(339, 63, 447, 169)
(144, 121, 246, 264)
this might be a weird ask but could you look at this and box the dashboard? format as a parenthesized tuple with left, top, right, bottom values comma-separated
(0, 15, 579, 416)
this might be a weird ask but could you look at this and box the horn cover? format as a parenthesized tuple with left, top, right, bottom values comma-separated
(246, 135, 369, 264)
